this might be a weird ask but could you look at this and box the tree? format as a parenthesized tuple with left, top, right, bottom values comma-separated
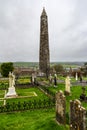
(1, 62, 14, 77)
(53, 64, 64, 74)
(84, 62, 87, 66)
(80, 63, 87, 77)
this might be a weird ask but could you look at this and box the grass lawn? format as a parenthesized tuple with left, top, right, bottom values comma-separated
(0, 109, 69, 130)
(0, 88, 49, 104)
(48, 83, 87, 111)
(17, 77, 31, 84)
(0, 78, 87, 130)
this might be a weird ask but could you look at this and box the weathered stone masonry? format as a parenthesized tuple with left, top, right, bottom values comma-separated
(39, 8, 50, 76)
(70, 99, 86, 130)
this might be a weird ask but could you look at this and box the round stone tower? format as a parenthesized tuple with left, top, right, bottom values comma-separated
(39, 8, 50, 77)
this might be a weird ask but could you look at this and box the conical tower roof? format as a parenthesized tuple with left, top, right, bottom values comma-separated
(41, 7, 47, 16)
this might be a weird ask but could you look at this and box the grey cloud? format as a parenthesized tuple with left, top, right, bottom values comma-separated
(0, 0, 87, 62)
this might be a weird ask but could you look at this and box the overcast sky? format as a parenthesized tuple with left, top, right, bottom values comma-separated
(0, 0, 87, 62)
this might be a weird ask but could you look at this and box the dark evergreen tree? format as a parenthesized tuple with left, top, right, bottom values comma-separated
(1, 62, 14, 77)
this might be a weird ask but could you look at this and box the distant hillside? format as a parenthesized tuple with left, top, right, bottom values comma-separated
(13, 62, 39, 68)
(51, 62, 84, 66)
(13, 61, 85, 68)
(0, 61, 85, 69)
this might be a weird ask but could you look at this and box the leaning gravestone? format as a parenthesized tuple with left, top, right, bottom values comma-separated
(70, 99, 86, 130)
(56, 90, 66, 124)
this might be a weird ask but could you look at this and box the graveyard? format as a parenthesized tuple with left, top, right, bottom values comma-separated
(0, 2, 87, 129)
(0, 72, 87, 130)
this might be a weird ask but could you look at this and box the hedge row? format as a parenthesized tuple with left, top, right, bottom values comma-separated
(0, 83, 8, 90)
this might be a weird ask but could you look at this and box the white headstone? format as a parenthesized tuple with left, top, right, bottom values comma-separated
(65, 76, 71, 93)
(3, 90, 6, 105)
(49, 74, 52, 83)
(32, 73, 35, 83)
(6, 72, 17, 98)
(75, 73, 78, 81)
(3, 99, 6, 105)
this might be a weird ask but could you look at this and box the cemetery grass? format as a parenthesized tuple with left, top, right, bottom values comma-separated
(0, 77, 87, 130)
(48, 83, 87, 110)
(17, 76, 31, 84)
(0, 88, 49, 104)
(0, 109, 69, 130)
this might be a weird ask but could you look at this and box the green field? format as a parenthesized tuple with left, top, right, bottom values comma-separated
(0, 76, 87, 130)
(47, 83, 87, 111)
(0, 109, 69, 130)
(0, 87, 49, 105)
(13, 61, 84, 68)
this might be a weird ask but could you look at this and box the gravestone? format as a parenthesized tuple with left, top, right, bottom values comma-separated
(49, 74, 52, 84)
(31, 73, 37, 85)
(64, 76, 71, 95)
(80, 86, 87, 102)
(80, 76, 82, 83)
(3, 99, 6, 106)
(5, 72, 17, 98)
(70, 99, 86, 130)
(56, 90, 66, 124)
(31, 73, 35, 84)
(54, 74, 57, 87)
(76, 72, 78, 81)
(3, 90, 6, 105)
